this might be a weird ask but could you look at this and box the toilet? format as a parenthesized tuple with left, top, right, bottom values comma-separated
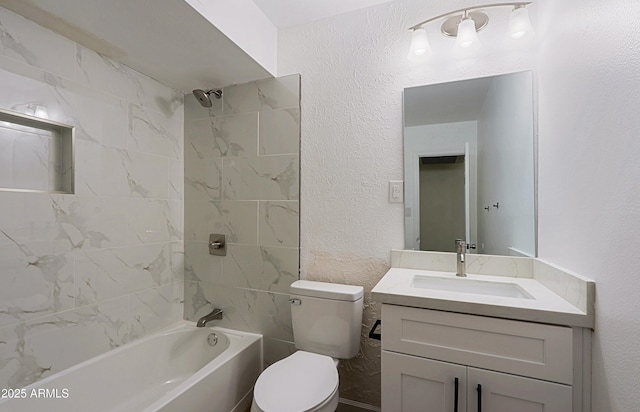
(251, 280, 364, 412)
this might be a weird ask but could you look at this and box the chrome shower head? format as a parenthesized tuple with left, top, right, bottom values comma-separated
(192, 89, 222, 108)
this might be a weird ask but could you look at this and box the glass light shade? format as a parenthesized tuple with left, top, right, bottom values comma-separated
(408, 28, 431, 58)
(455, 18, 480, 48)
(508, 7, 534, 39)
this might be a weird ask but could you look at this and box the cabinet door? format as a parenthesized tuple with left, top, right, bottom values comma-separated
(467, 368, 572, 412)
(382, 350, 466, 412)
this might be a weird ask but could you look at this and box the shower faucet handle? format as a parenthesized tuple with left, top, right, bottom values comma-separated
(208, 234, 226, 256)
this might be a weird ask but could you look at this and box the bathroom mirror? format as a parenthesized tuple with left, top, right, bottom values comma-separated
(403, 71, 535, 257)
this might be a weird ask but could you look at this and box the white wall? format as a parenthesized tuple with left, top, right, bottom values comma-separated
(278, 0, 640, 408)
(278, 0, 536, 405)
(477, 73, 535, 256)
(537, 1, 640, 410)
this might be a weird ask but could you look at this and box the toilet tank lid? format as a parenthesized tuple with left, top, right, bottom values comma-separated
(290, 280, 364, 301)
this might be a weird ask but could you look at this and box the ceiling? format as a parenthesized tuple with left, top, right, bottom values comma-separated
(252, 0, 394, 28)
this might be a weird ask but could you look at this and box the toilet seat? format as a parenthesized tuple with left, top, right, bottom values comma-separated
(253, 351, 339, 412)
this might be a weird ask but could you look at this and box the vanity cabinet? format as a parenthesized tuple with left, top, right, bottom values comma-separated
(383, 352, 466, 411)
(381, 304, 577, 412)
(383, 352, 571, 412)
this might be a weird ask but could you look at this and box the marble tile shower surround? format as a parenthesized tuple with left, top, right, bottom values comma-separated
(183, 74, 301, 367)
(0, 6, 184, 389)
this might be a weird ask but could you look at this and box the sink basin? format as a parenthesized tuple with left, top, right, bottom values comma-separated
(411, 275, 534, 299)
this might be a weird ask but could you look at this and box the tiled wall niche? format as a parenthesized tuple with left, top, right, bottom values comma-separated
(183, 74, 301, 366)
(0, 109, 74, 193)
(0, 6, 184, 389)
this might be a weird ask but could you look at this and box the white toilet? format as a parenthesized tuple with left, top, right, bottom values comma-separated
(251, 280, 364, 412)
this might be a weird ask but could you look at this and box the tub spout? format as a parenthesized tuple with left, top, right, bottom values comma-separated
(196, 308, 223, 327)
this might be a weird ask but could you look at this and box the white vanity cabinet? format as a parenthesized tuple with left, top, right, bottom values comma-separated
(383, 352, 466, 411)
(381, 304, 582, 412)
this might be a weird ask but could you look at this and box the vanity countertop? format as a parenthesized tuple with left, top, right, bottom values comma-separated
(372, 254, 595, 329)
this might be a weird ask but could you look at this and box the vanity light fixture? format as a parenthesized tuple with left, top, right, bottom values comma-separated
(508, 5, 534, 39)
(408, 27, 432, 59)
(455, 13, 481, 49)
(408, 2, 534, 59)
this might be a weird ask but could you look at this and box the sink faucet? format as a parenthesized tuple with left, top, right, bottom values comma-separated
(455, 239, 466, 277)
(196, 307, 224, 327)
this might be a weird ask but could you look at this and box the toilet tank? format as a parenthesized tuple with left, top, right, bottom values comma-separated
(290, 280, 364, 359)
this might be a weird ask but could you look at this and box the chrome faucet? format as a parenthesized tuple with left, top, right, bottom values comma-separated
(196, 308, 224, 327)
(455, 239, 466, 277)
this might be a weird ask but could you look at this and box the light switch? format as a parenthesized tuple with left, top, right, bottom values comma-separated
(389, 181, 404, 203)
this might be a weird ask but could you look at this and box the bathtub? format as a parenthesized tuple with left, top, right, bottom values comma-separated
(0, 321, 262, 412)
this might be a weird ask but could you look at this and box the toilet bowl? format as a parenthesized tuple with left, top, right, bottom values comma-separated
(251, 351, 339, 412)
(250, 280, 364, 412)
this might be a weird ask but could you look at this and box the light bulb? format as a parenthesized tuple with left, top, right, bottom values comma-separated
(456, 17, 480, 49)
(508, 6, 534, 39)
(408, 28, 431, 59)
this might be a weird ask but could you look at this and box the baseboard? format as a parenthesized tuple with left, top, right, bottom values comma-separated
(336, 398, 381, 412)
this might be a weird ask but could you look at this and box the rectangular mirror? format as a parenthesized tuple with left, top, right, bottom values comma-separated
(403, 71, 535, 257)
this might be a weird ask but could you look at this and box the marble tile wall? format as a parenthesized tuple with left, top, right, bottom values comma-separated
(183, 74, 300, 366)
(533, 259, 595, 317)
(0, 6, 184, 389)
(391, 249, 535, 278)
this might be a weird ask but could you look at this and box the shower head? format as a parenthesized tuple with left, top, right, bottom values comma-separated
(192, 89, 222, 108)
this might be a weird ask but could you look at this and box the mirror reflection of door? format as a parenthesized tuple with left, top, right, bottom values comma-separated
(403, 71, 535, 257)
(419, 154, 466, 252)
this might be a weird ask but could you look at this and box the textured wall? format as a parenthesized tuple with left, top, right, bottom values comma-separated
(537, 1, 640, 410)
(278, 0, 537, 406)
(182, 75, 301, 366)
(0, 6, 184, 389)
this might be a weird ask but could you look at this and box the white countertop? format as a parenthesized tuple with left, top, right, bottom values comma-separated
(372, 267, 592, 328)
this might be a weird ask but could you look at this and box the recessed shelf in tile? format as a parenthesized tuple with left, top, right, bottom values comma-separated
(0, 108, 74, 194)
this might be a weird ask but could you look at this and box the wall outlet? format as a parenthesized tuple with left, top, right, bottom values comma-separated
(389, 181, 404, 203)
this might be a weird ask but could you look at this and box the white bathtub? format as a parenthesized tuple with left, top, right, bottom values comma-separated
(0, 321, 262, 412)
